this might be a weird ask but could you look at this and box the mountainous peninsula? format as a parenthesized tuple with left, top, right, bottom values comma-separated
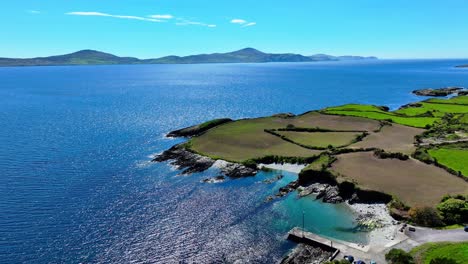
(0, 48, 377, 67)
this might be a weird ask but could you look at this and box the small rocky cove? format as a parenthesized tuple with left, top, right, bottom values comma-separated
(153, 144, 257, 177)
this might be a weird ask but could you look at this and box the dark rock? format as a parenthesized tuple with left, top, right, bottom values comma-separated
(348, 193, 360, 204)
(280, 244, 332, 264)
(399, 102, 423, 109)
(265, 181, 300, 202)
(153, 144, 257, 177)
(262, 174, 284, 184)
(219, 162, 258, 178)
(322, 186, 344, 203)
(153, 144, 215, 174)
(166, 118, 232, 138)
(459, 90, 468, 95)
(412, 87, 464, 97)
(202, 175, 225, 183)
(272, 112, 296, 118)
(299, 183, 329, 197)
(456, 64, 468, 68)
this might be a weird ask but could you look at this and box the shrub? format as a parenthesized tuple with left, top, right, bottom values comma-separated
(408, 207, 444, 227)
(385, 249, 415, 264)
(324, 260, 350, 264)
(430, 257, 459, 264)
(374, 149, 409, 160)
(241, 160, 258, 169)
(437, 198, 468, 225)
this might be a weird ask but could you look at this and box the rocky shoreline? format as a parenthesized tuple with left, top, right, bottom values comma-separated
(412, 87, 465, 97)
(153, 144, 257, 178)
(280, 244, 333, 264)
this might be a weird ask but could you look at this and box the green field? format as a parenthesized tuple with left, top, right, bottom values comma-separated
(427, 96, 468, 105)
(410, 242, 468, 264)
(303, 154, 335, 172)
(189, 117, 323, 162)
(321, 97, 468, 128)
(323, 109, 437, 127)
(188, 113, 381, 162)
(277, 131, 360, 148)
(428, 147, 468, 177)
(394, 102, 468, 117)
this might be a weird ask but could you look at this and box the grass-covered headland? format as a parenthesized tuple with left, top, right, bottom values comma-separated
(163, 95, 468, 228)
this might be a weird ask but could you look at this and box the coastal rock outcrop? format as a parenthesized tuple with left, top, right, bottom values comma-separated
(202, 175, 225, 183)
(153, 144, 215, 174)
(280, 243, 332, 264)
(153, 144, 257, 177)
(262, 174, 284, 184)
(412, 87, 464, 97)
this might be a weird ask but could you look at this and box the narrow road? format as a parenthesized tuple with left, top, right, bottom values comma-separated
(405, 226, 467, 243)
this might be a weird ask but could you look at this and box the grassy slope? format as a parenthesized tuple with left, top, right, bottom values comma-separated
(428, 148, 468, 177)
(189, 117, 323, 162)
(410, 242, 468, 264)
(303, 154, 335, 171)
(277, 131, 360, 148)
(189, 113, 380, 162)
(395, 102, 468, 117)
(322, 104, 438, 128)
(427, 96, 468, 105)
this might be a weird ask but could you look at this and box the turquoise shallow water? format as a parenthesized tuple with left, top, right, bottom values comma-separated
(1, 59, 468, 263)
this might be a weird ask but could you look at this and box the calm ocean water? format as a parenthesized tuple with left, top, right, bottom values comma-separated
(1, 60, 468, 263)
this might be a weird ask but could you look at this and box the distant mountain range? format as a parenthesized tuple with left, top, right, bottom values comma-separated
(0, 48, 377, 67)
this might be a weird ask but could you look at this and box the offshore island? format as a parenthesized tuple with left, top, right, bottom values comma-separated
(155, 89, 468, 264)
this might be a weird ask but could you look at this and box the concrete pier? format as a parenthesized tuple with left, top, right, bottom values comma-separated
(287, 227, 371, 262)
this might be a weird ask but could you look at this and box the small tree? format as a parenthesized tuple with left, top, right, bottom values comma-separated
(385, 249, 415, 264)
(408, 207, 443, 227)
(437, 198, 468, 224)
(430, 257, 459, 264)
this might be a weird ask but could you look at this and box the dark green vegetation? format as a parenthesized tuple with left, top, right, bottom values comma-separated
(410, 242, 468, 264)
(0, 48, 377, 67)
(386, 248, 415, 264)
(437, 195, 468, 225)
(167, 118, 232, 137)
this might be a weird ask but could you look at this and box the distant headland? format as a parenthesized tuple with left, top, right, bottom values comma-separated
(0, 48, 377, 67)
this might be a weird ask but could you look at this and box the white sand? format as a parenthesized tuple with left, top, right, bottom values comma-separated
(258, 163, 306, 174)
(348, 203, 401, 247)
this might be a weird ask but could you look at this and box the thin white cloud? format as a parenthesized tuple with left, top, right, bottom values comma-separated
(27, 10, 41, 14)
(149, 14, 173, 19)
(231, 18, 256, 27)
(231, 19, 246, 24)
(66, 12, 163, 22)
(243, 22, 256, 27)
(176, 19, 216, 28)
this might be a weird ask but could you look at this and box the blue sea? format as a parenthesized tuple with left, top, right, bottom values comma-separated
(1, 59, 468, 263)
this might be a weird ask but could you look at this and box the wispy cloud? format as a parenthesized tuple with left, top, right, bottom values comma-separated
(230, 18, 256, 27)
(243, 22, 256, 27)
(230, 19, 246, 24)
(66, 12, 164, 22)
(66, 12, 216, 27)
(149, 14, 173, 19)
(176, 18, 216, 28)
(27, 10, 41, 14)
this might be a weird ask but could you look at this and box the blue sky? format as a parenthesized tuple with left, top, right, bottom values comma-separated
(2, 0, 468, 59)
